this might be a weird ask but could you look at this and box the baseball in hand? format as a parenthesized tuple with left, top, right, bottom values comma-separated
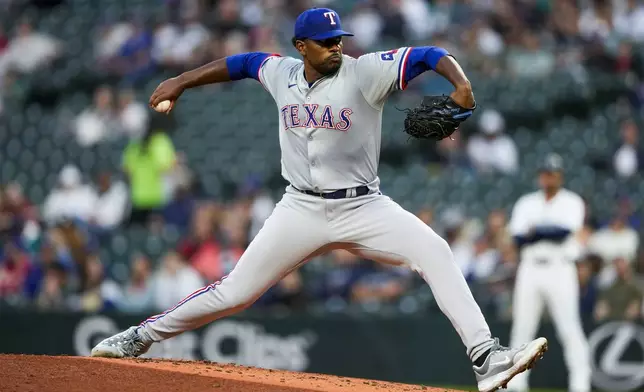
(154, 100, 172, 113)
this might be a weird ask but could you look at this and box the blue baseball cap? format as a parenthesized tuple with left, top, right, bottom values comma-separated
(294, 8, 354, 41)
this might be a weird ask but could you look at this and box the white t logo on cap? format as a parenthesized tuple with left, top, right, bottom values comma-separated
(323, 12, 337, 25)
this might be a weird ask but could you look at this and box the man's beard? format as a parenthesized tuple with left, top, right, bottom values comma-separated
(317, 55, 342, 75)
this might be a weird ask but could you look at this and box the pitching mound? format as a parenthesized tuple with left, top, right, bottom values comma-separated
(0, 354, 465, 392)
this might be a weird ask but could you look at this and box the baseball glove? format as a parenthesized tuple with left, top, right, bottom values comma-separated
(402, 95, 476, 141)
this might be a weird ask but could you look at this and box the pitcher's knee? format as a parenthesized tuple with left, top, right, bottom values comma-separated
(411, 235, 456, 270)
(422, 235, 453, 260)
(221, 289, 259, 311)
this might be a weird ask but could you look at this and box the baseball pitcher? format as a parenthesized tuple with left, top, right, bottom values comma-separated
(91, 8, 547, 392)
(507, 154, 591, 392)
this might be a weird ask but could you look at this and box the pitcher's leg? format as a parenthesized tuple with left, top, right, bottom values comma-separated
(333, 195, 493, 359)
(92, 192, 330, 357)
(334, 194, 547, 392)
(545, 264, 591, 392)
(507, 264, 545, 392)
(141, 197, 329, 341)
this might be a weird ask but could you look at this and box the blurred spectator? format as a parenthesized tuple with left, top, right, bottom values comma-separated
(549, 0, 585, 58)
(91, 172, 129, 232)
(34, 263, 68, 310)
(467, 109, 518, 175)
(614, 41, 634, 73)
(163, 187, 197, 231)
(377, 1, 406, 44)
(74, 86, 119, 147)
(220, 30, 250, 58)
(578, 0, 615, 42)
(0, 242, 31, 302)
(311, 250, 370, 307)
(0, 23, 8, 54)
(397, 0, 433, 41)
(118, 253, 154, 313)
(346, 2, 384, 51)
(469, 17, 505, 59)
(594, 257, 643, 321)
(155, 13, 210, 70)
(220, 224, 246, 273)
(118, 88, 149, 140)
(0, 182, 35, 241)
(57, 222, 94, 276)
(614, 0, 644, 42)
(613, 119, 642, 178)
(218, 204, 248, 274)
(1, 19, 62, 75)
(506, 30, 556, 78)
(481, 243, 518, 320)
(441, 207, 474, 276)
(433, 130, 470, 169)
(588, 213, 639, 287)
(250, 25, 282, 54)
(468, 235, 500, 283)
(578, 254, 602, 318)
(486, 209, 511, 250)
(71, 254, 122, 312)
(3, 182, 35, 222)
(46, 227, 79, 273)
(0, 23, 8, 87)
(352, 263, 412, 305)
(177, 205, 223, 282)
(0, 188, 12, 239)
(151, 13, 179, 65)
(95, 18, 135, 65)
(237, 176, 275, 241)
(613, 196, 641, 230)
(168, 152, 198, 199)
(116, 19, 155, 83)
(42, 165, 99, 225)
(255, 270, 306, 310)
(122, 122, 177, 226)
(212, 0, 249, 36)
(152, 251, 203, 311)
(24, 241, 71, 300)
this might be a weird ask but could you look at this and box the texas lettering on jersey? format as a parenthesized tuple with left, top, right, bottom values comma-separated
(280, 104, 353, 131)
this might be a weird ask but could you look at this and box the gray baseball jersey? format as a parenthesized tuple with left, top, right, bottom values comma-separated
(258, 48, 411, 192)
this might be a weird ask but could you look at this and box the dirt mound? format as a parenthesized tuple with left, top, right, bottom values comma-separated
(0, 354, 465, 392)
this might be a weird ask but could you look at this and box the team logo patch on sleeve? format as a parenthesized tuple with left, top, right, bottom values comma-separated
(380, 49, 398, 61)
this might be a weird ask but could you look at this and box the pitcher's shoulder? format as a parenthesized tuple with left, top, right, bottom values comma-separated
(339, 54, 358, 71)
(265, 55, 302, 73)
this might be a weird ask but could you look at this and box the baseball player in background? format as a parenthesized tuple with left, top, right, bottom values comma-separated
(507, 154, 591, 392)
(91, 8, 547, 391)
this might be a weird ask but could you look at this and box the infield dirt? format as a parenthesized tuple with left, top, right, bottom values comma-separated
(0, 354, 466, 392)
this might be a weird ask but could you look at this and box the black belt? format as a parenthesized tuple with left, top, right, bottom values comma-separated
(293, 185, 370, 199)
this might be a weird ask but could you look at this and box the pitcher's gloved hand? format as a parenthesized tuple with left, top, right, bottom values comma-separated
(402, 95, 476, 141)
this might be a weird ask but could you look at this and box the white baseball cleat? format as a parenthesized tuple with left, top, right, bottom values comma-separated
(90, 326, 153, 358)
(473, 337, 548, 392)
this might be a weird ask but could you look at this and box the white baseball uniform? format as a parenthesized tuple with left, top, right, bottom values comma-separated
(138, 48, 496, 362)
(507, 189, 591, 392)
